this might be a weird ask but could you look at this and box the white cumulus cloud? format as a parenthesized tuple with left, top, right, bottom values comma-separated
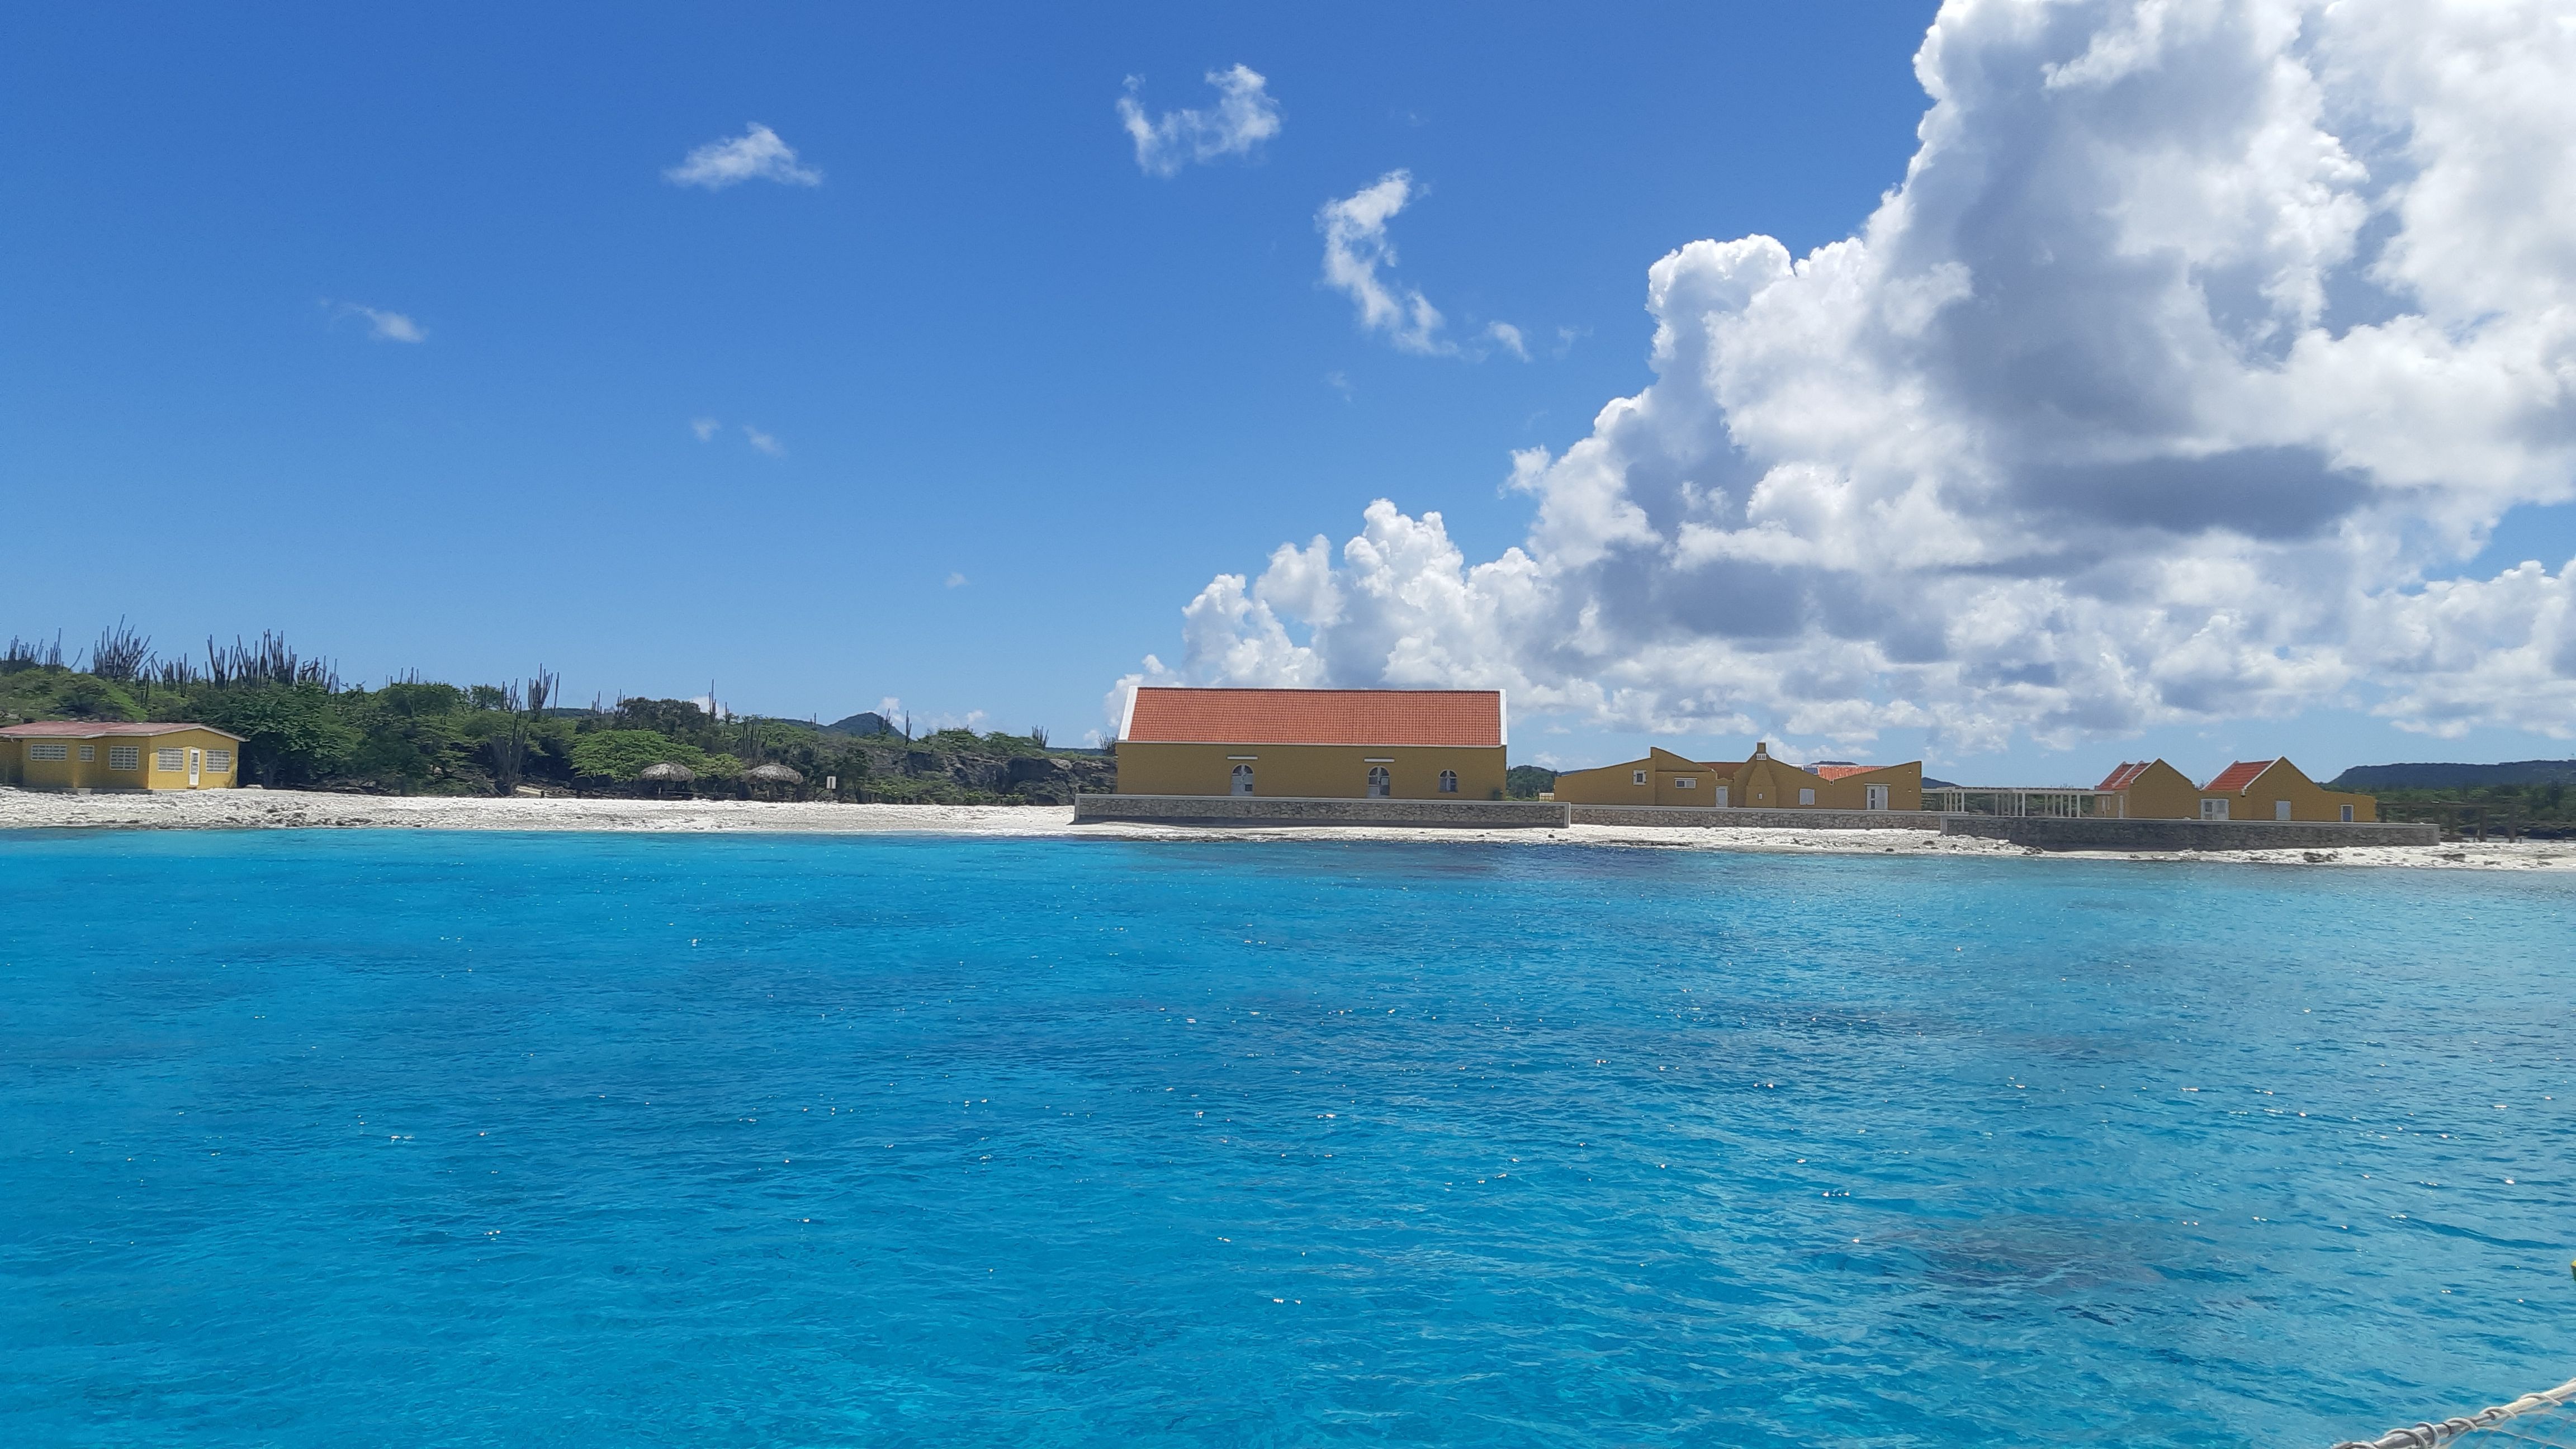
(1128, 0, 2576, 752)
(741, 425, 783, 456)
(1118, 64, 1281, 176)
(665, 123, 822, 190)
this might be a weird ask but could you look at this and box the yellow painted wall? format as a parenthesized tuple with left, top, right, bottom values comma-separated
(2111, 760, 2201, 819)
(1723, 755, 1922, 810)
(2231, 759, 2378, 823)
(1556, 748, 1924, 810)
(1115, 740, 1507, 799)
(1552, 747, 1714, 806)
(1, 728, 240, 791)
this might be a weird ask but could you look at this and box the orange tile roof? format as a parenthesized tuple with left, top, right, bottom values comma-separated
(1, 721, 243, 740)
(2098, 761, 2152, 791)
(2203, 760, 2273, 794)
(1811, 764, 1879, 781)
(1124, 688, 1503, 747)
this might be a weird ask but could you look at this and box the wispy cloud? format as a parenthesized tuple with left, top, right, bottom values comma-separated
(1318, 171, 1450, 354)
(741, 425, 783, 456)
(690, 417, 720, 442)
(333, 303, 425, 343)
(1118, 64, 1281, 177)
(665, 124, 822, 190)
(945, 572, 969, 589)
(1484, 321, 1528, 360)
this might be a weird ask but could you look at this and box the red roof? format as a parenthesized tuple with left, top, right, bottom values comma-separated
(1812, 764, 1879, 780)
(2203, 760, 2274, 794)
(1123, 688, 1503, 747)
(1, 721, 243, 740)
(2098, 761, 2152, 791)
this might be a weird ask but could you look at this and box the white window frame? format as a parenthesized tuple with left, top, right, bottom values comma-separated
(1675, 775, 1695, 789)
(78, 744, 96, 762)
(29, 742, 69, 761)
(2200, 798, 2229, 820)
(206, 749, 232, 773)
(157, 748, 185, 772)
(1230, 764, 1254, 797)
(1798, 787, 1816, 806)
(1632, 770, 1647, 785)
(2340, 804, 2354, 822)
(109, 746, 140, 771)
(2274, 799, 2291, 821)
(1865, 784, 1888, 811)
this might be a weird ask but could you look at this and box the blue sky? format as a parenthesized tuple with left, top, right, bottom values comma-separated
(7, 3, 2574, 784)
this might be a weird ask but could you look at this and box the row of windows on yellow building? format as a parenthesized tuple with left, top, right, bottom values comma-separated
(0, 724, 243, 791)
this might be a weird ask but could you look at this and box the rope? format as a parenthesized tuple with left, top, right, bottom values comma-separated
(2333, 1376, 2576, 1449)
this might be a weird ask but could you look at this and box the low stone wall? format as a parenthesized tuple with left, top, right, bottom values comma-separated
(1073, 794, 1570, 828)
(1568, 804, 1947, 831)
(1937, 816, 2440, 851)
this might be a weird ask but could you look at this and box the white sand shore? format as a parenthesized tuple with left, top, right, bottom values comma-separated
(2, 787, 2568, 869)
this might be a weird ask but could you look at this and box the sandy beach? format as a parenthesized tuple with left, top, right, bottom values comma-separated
(1, 787, 2566, 869)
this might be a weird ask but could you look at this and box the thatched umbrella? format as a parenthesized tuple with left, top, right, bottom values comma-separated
(639, 760, 694, 799)
(745, 761, 804, 800)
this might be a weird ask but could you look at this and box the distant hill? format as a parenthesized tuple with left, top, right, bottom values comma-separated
(2327, 760, 2576, 790)
(823, 711, 899, 737)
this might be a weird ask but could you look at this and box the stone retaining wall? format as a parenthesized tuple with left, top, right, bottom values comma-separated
(1569, 804, 1946, 831)
(1073, 794, 1570, 828)
(1937, 816, 2440, 850)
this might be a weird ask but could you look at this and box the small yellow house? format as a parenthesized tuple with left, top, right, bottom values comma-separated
(2198, 757, 2377, 822)
(1554, 742, 1923, 811)
(2095, 760, 2200, 819)
(2097, 757, 2375, 821)
(0, 722, 244, 792)
(1114, 687, 1507, 799)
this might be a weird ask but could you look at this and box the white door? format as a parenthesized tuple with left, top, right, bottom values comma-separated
(1231, 764, 1253, 796)
(187, 748, 201, 787)
(1865, 784, 1888, 811)
(2274, 800, 2291, 820)
(1712, 785, 1728, 808)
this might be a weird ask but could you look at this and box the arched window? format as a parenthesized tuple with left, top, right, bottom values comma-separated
(1367, 766, 1391, 798)
(1231, 764, 1254, 796)
(1438, 769, 1458, 793)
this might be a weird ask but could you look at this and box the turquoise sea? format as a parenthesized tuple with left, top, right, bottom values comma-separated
(2, 830, 2569, 1447)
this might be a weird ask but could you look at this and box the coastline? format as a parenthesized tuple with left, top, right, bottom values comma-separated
(1, 788, 2568, 869)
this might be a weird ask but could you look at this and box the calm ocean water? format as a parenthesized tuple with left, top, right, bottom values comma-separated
(2, 830, 2569, 1447)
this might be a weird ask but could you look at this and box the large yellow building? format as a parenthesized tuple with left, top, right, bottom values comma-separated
(1554, 742, 1923, 811)
(1115, 687, 1507, 799)
(0, 722, 244, 792)
(2099, 756, 2376, 822)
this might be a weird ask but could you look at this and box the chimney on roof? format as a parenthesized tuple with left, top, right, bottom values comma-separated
(1753, 741, 1769, 758)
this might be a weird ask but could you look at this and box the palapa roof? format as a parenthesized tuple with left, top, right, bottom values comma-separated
(1121, 688, 1505, 747)
(745, 763, 805, 783)
(2203, 760, 2276, 794)
(0, 721, 244, 741)
(638, 761, 695, 782)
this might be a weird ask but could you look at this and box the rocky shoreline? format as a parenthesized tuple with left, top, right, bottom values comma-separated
(3, 788, 2572, 870)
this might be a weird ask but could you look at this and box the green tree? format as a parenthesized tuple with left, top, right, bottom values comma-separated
(197, 684, 361, 787)
(570, 730, 709, 782)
